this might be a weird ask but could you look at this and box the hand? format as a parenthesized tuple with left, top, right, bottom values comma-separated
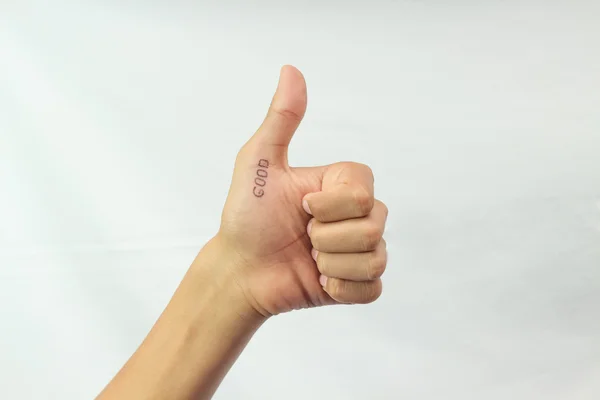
(217, 65, 388, 317)
(97, 65, 389, 400)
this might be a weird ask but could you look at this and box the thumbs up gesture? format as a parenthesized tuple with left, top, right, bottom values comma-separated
(217, 66, 388, 317)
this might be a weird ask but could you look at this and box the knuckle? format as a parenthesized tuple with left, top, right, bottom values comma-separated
(367, 253, 387, 280)
(270, 106, 303, 123)
(361, 280, 383, 304)
(376, 200, 389, 218)
(352, 185, 374, 216)
(363, 164, 375, 181)
(350, 162, 374, 178)
(362, 224, 383, 250)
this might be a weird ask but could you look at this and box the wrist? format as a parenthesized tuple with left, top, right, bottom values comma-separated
(183, 235, 268, 325)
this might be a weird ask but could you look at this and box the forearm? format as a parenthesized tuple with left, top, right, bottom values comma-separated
(97, 237, 266, 400)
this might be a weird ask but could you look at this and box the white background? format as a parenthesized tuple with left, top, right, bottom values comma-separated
(1, 1, 600, 399)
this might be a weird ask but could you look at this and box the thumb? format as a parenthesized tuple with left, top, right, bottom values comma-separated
(249, 65, 307, 166)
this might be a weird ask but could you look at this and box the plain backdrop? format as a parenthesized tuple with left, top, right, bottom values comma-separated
(1, 1, 600, 399)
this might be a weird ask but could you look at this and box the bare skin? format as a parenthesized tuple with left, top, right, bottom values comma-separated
(97, 65, 388, 400)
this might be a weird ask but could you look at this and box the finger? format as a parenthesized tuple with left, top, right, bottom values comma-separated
(320, 275, 383, 304)
(313, 239, 387, 281)
(308, 200, 388, 253)
(303, 183, 373, 222)
(248, 65, 307, 167)
(303, 162, 374, 222)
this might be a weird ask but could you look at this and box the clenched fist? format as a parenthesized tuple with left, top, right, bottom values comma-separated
(217, 65, 388, 317)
